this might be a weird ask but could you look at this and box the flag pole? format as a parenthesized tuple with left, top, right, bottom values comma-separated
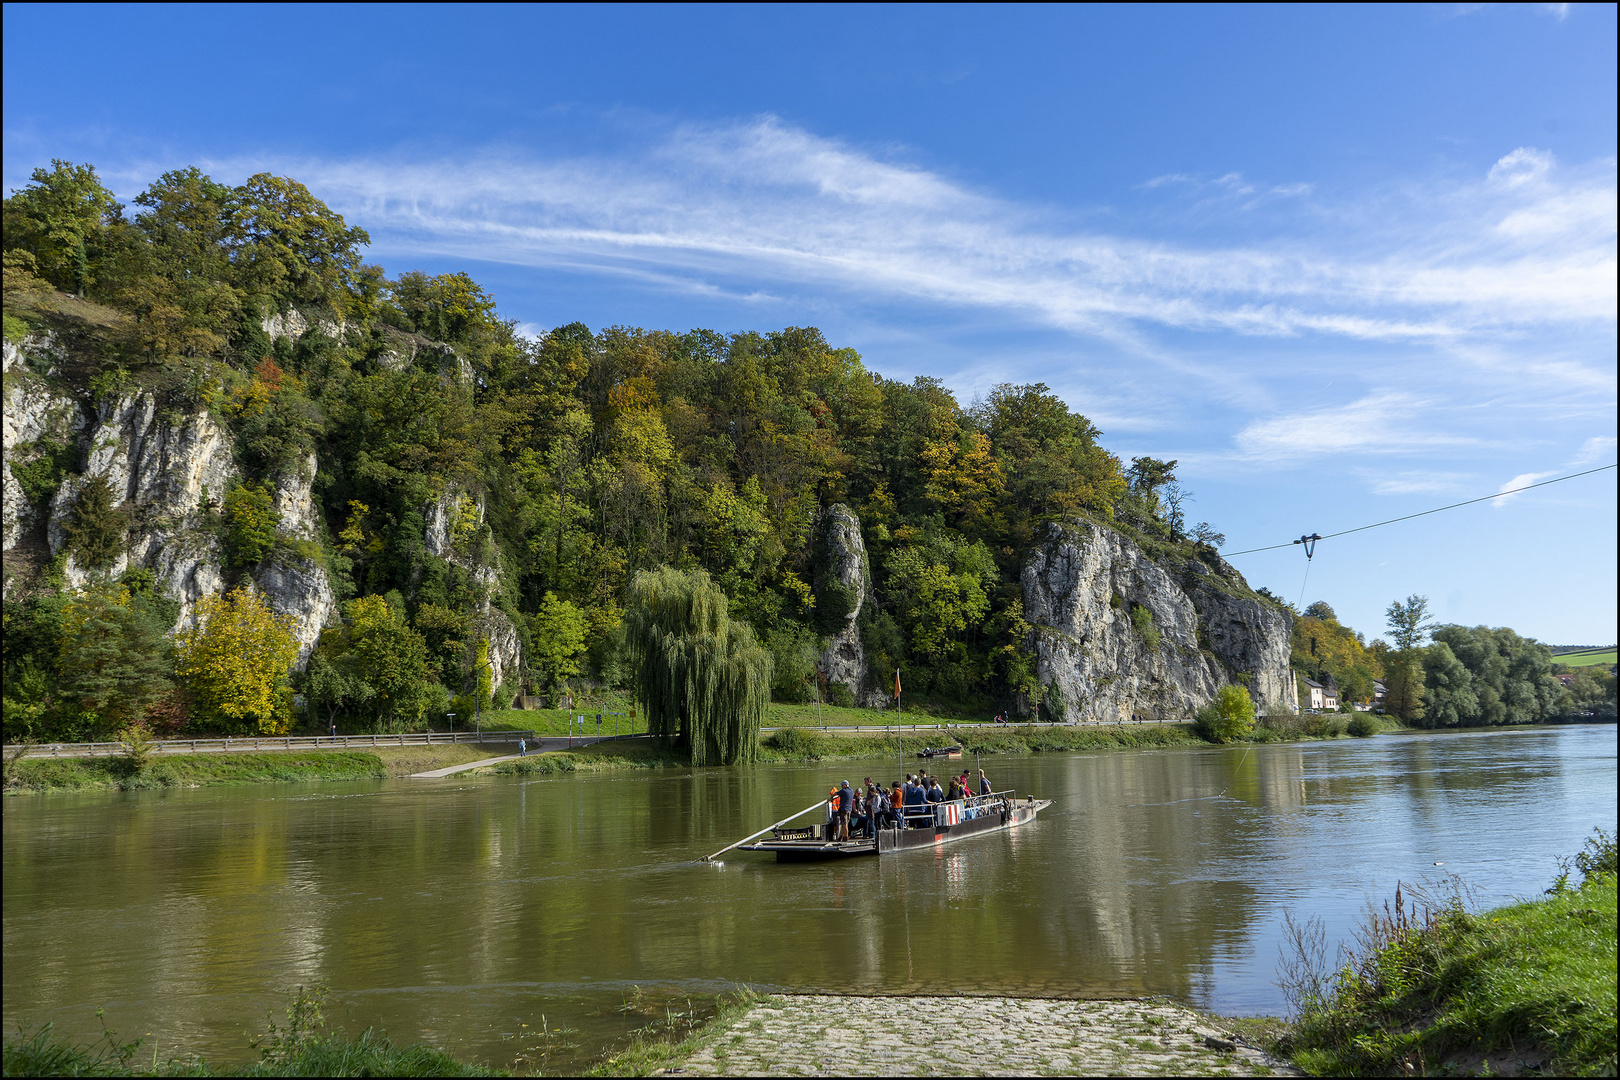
(895, 668, 903, 775)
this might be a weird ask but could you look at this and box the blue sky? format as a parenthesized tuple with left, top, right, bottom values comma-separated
(5, 3, 1615, 644)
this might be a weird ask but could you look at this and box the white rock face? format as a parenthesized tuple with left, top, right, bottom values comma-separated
(423, 487, 519, 693)
(261, 307, 343, 343)
(30, 387, 337, 665)
(3, 344, 88, 551)
(814, 504, 878, 705)
(273, 451, 320, 540)
(254, 555, 337, 665)
(1022, 521, 1294, 721)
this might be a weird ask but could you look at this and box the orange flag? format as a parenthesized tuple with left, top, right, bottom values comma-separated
(894, 669, 902, 699)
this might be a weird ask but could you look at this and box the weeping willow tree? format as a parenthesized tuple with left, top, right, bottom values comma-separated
(625, 566, 773, 765)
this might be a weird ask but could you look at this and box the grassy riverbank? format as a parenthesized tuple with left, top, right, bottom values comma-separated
(487, 722, 1208, 778)
(1277, 830, 1617, 1076)
(2, 744, 503, 794)
(6, 715, 1388, 793)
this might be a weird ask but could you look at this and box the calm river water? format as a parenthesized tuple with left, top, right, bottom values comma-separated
(4, 725, 1615, 1071)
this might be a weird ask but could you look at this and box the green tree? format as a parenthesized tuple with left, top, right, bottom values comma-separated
(229, 173, 369, 312)
(1199, 684, 1256, 743)
(530, 591, 589, 704)
(1382, 594, 1433, 722)
(2, 160, 121, 296)
(300, 650, 373, 729)
(624, 566, 772, 765)
(63, 473, 128, 570)
(343, 595, 435, 729)
(223, 480, 279, 570)
(176, 587, 301, 734)
(56, 583, 173, 736)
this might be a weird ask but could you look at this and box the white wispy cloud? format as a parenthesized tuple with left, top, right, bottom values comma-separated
(1233, 392, 1483, 464)
(1368, 471, 1476, 495)
(208, 121, 1613, 346)
(1493, 470, 1558, 506)
(1571, 435, 1619, 466)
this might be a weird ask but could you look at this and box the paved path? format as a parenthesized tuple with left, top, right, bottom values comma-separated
(673, 995, 1297, 1077)
(408, 736, 624, 777)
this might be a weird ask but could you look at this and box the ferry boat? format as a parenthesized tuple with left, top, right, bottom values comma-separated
(729, 789, 1052, 862)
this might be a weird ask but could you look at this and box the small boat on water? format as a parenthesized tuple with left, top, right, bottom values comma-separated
(726, 789, 1053, 862)
(916, 746, 962, 760)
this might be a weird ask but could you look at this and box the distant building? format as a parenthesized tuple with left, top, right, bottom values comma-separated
(1303, 676, 1340, 711)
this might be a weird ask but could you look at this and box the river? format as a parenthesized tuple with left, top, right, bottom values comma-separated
(4, 725, 1614, 1072)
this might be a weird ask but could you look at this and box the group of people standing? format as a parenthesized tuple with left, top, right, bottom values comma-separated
(826, 769, 994, 841)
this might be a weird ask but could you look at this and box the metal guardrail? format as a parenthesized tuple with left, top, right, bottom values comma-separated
(9, 730, 542, 760)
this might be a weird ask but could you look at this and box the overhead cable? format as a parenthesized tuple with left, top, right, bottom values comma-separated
(1220, 463, 1618, 558)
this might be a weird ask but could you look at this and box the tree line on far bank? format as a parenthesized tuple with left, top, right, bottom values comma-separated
(1293, 595, 1615, 726)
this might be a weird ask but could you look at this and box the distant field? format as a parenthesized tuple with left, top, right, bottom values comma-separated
(1553, 648, 1617, 668)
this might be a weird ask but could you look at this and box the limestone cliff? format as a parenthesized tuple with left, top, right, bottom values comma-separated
(3, 334, 339, 663)
(813, 503, 876, 705)
(3, 338, 86, 556)
(1022, 521, 1293, 722)
(423, 487, 522, 694)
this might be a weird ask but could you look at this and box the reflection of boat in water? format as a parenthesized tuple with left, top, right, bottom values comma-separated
(916, 746, 962, 760)
(730, 790, 1052, 862)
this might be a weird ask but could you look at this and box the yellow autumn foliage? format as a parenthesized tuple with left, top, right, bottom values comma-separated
(176, 586, 301, 735)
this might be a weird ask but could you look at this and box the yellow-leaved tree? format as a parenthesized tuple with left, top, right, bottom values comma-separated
(176, 586, 301, 734)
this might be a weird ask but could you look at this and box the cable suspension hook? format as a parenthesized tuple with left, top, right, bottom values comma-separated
(1293, 533, 1322, 560)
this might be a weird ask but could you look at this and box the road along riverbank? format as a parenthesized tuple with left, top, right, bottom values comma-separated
(591, 994, 1299, 1077)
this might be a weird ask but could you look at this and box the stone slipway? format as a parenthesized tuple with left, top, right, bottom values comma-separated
(672, 995, 1298, 1077)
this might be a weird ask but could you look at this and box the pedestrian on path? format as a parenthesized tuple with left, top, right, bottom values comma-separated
(519, 738, 527, 757)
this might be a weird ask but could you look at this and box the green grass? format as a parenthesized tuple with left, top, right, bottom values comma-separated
(2, 986, 500, 1077)
(5, 752, 387, 794)
(1554, 648, 1617, 668)
(471, 698, 997, 736)
(1281, 844, 1618, 1076)
(582, 989, 763, 1077)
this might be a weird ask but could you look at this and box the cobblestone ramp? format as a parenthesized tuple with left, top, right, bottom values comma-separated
(675, 995, 1299, 1077)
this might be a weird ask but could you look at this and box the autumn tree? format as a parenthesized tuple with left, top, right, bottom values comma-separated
(177, 587, 301, 734)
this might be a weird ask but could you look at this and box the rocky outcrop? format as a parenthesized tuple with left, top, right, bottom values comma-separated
(261, 307, 343, 343)
(273, 451, 320, 540)
(1022, 521, 1293, 722)
(254, 554, 336, 663)
(26, 387, 336, 661)
(814, 503, 881, 706)
(3, 339, 88, 552)
(423, 487, 520, 693)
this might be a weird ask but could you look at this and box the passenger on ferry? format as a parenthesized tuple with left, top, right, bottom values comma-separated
(849, 786, 870, 840)
(927, 777, 946, 824)
(979, 769, 993, 796)
(946, 774, 963, 801)
(835, 780, 854, 840)
(889, 780, 905, 828)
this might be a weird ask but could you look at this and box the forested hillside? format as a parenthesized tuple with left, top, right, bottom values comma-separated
(0, 160, 1284, 741)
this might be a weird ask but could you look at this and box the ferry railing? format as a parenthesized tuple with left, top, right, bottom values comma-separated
(9, 730, 544, 760)
(894, 788, 1019, 828)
